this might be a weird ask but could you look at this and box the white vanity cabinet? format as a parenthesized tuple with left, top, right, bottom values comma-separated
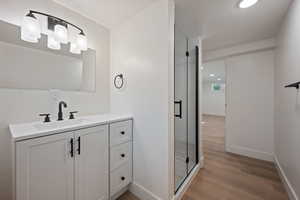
(10, 115, 133, 200)
(16, 131, 76, 200)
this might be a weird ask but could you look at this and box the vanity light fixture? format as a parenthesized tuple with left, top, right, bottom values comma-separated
(21, 12, 41, 43)
(47, 31, 61, 50)
(238, 0, 259, 8)
(21, 10, 87, 54)
(54, 24, 68, 44)
(70, 43, 81, 54)
(77, 31, 88, 51)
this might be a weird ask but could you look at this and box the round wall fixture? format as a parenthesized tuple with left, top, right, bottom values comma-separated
(114, 74, 124, 89)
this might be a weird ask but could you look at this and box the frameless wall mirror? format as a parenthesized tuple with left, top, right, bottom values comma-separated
(0, 19, 96, 92)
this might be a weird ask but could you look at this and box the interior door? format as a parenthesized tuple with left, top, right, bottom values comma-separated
(75, 125, 109, 200)
(16, 132, 74, 200)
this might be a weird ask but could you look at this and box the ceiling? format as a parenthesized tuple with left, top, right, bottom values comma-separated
(175, 0, 293, 51)
(53, 0, 157, 28)
(53, 0, 293, 51)
(202, 60, 226, 84)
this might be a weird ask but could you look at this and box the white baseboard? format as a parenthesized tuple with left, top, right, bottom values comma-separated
(274, 156, 299, 200)
(173, 164, 200, 200)
(199, 156, 204, 168)
(129, 182, 162, 200)
(202, 113, 225, 117)
(226, 145, 274, 162)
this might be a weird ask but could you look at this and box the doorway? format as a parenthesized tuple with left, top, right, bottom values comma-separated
(202, 60, 226, 152)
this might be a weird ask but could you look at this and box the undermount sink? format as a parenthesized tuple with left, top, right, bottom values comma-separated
(34, 119, 88, 131)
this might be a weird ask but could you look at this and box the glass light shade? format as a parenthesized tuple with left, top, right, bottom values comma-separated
(21, 32, 39, 43)
(76, 33, 87, 51)
(70, 43, 81, 54)
(54, 24, 68, 44)
(239, 0, 258, 8)
(47, 32, 61, 50)
(21, 15, 41, 43)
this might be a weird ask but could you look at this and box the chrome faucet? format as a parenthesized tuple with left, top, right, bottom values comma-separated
(58, 101, 67, 121)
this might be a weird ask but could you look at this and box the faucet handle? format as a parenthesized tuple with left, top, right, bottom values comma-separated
(39, 114, 51, 123)
(69, 111, 78, 120)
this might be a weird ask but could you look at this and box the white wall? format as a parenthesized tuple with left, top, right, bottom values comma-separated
(0, 1, 110, 199)
(274, 0, 300, 198)
(203, 38, 276, 62)
(226, 50, 275, 162)
(202, 82, 225, 116)
(110, 0, 174, 199)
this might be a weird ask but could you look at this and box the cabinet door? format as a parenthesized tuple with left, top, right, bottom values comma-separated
(75, 125, 109, 200)
(16, 132, 74, 200)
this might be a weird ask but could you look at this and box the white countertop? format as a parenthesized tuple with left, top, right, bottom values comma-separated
(9, 114, 133, 142)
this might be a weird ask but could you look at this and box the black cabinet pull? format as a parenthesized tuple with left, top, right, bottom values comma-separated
(120, 131, 125, 135)
(121, 176, 125, 181)
(77, 137, 81, 155)
(121, 154, 125, 158)
(174, 100, 182, 119)
(70, 138, 74, 157)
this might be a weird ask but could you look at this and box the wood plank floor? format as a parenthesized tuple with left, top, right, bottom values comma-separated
(117, 191, 140, 200)
(118, 115, 288, 200)
(182, 115, 288, 200)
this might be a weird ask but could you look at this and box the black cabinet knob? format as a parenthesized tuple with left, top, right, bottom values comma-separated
(121, 176, 125, 181)
(120, 131, 125, 135)
(121, 154, 125, 158)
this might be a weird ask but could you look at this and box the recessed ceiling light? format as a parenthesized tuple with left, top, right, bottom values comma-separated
(209, 74, 215, 77)
(200, 66, 204, 71)
(239, 0, 259, 8)
(217, 78, 222, 81)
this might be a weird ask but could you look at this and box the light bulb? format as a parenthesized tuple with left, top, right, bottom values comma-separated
(21, 13, 41, 43)
(76, 32, 87, 51)
(70, 43, 81, 54)
(54, 24, 68, 44)
(47, 32, 61, 50)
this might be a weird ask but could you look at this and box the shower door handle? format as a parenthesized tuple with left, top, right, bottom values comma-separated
(174, 100, 182, 119)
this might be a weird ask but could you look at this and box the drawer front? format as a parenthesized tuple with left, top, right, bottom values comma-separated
(110, 120, 132, 146)
(110, 142, 132, 171)
(110, 162, 132, 196)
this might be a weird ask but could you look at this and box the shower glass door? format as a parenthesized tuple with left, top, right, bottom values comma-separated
(174, 26, 199, 192)
(174, 27, 188, 191)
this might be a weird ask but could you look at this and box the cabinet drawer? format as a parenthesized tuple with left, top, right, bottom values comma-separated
(110, 120, 132, 146)
(110, 162, 132, 196)
(110, 142, 132, 171)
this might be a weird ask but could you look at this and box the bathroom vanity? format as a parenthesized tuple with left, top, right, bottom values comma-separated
(9, 114, 133, 200)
